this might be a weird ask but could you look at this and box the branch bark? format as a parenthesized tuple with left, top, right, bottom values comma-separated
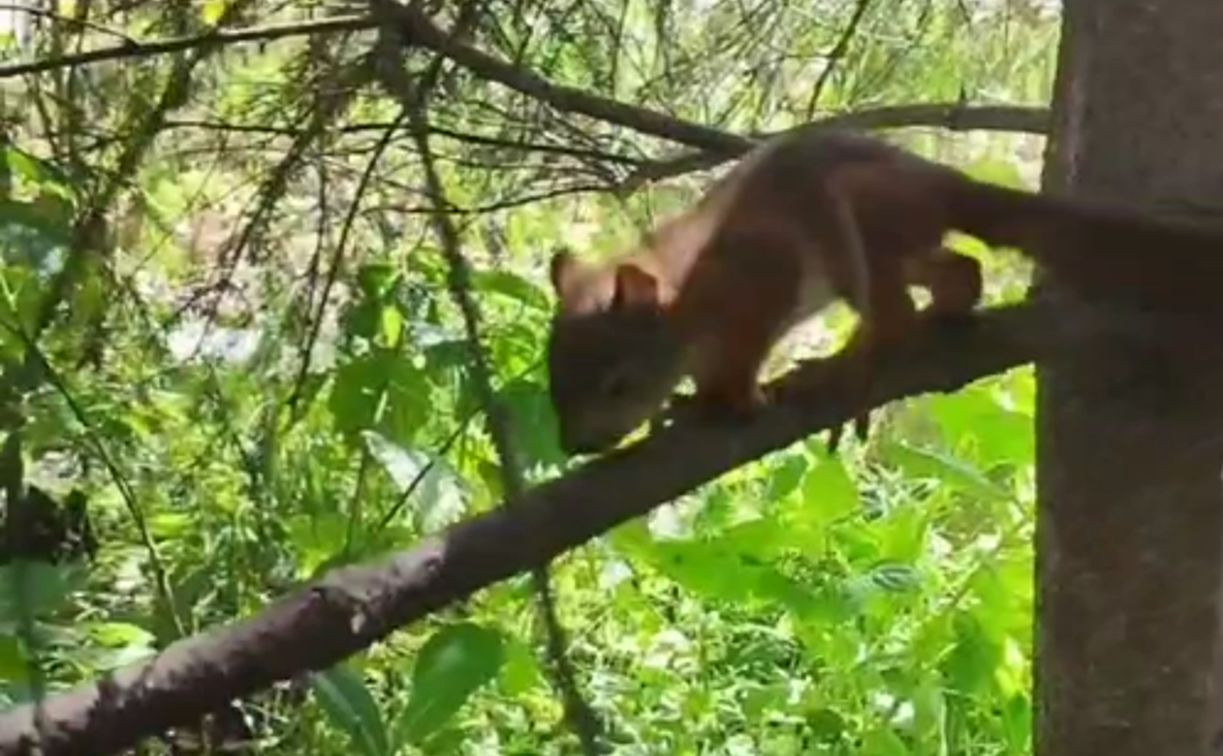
(0, 303, 1061, 756)
(0, 14, 378, 80)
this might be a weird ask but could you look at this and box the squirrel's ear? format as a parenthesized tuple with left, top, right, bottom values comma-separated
(549, 248, 578, 296)
(612, 263, 661, 311)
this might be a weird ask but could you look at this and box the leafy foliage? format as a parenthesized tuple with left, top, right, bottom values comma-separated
(0, 0, 1055, 753)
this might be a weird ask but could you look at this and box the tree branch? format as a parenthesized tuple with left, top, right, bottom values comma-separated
(0, 303, 1061, 755)
(805, 0, 876, 118)
(370, 0, 752, 154)
(0, 14, 377, 80)
(624, 102, 1051, 187)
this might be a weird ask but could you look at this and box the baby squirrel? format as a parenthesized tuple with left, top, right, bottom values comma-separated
(546, 129, 1223, 455)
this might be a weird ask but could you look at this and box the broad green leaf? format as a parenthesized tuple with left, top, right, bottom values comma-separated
(380, 305, 404, 348)
(869, 561, 922, 593)
(765, 453, 809, 503)
(287, 512, 350, 579)
(3, 147, 72, 196)
(202, 0, 228, 25)
(498, 378, 564, 468)
(800, 457, 860, 521)
(0, 562, 70, 620)
(498, 637, 544, 696)
(928, 386, 1034, 466)
(882, 441, 1009, 501)
(876, 505, 928, 564)
(862, 726, 910, 756)
(397, 623, 505, 745)
(362, 431, 469, 531)
(147, 512, 193, 539)
(329, 351, 431, 444)
(472, 269, 549, 311)
(312, 664, 390, 756)
(785, 457, 861, 552)
(941, 612, 1003, 696)
(88, 622, 155, 648)
(0, 635, 26, 683)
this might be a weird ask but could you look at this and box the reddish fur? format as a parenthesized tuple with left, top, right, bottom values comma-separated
(547, 130, 1223, 454)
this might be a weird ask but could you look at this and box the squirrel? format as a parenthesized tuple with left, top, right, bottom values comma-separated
(545, 129, 1223, 455)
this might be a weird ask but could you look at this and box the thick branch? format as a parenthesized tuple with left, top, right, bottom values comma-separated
(0, 304, 1059, 756)
(0, 14, 377, 80)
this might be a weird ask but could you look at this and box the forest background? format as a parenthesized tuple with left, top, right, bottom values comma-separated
(0, 1, 1062, 753)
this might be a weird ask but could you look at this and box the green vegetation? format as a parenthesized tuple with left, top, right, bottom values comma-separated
(0, 1, 1058, 752)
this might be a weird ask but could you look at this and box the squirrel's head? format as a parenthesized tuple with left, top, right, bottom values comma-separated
(546, 249, 686, 455)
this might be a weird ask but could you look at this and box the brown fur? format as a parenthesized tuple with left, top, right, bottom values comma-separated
(546, 130, 1223, 455)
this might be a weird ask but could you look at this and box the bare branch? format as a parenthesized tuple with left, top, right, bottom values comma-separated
(0, 303, 1060, 755)
(370, 0, 752, 154)
(624, 103, 1051, 187)
(805, 0, 876, 118)
(0, 14, 378, 80)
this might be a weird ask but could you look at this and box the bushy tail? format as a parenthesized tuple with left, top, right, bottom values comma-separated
(944, 176, 1223, 313)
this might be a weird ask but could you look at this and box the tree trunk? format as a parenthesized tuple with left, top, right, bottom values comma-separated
(1037, 2, 1223, 754)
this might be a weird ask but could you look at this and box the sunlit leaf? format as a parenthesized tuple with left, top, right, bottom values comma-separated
(396, 623, 505, 745)
(472, 269, 550, 311)
(362, 431, 469, 531)
(498, 378, 564, 468)
(312, 664, 390, 756)
(0, 562, 70, 621)
(0, 635, 26, 683)
(882, 441, 1009, 501)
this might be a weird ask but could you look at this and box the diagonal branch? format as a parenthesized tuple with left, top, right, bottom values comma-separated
(805, 0, 876, 118)
(370, 0, 752, 154)
(623, 102, 1051, 188)
(0, 303, 1060, 756)
(0, 14, 378, 80)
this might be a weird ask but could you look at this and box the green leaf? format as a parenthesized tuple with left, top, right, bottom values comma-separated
(397, 623, 505, 745)
(928, 386, 1033, 467)
(472, 270, 550, 311)
(766, 453, 809, 502)
(882, 441, 1009, 501)
(498, 637, 544, 696)
(0, 635, 26, 683)
(0, 562, 70, 621)
(88, 621, 155, 649)
(312, 664, 390, 756)
(941, 612, 1003, 696)
(201, 0, 228, 25)
(868, 561, 922, 593)
(861, 726, 910, 756)
(785, 457, 861, 552)
(498, 378, 564, 468)
(800, 457, 860, 520)
(3, 147, 71, 194)
(379, 305, 404, 348)
(287, 512, 350, 579)
(362, 431, 469, 531)
(329, 351, 431, 444)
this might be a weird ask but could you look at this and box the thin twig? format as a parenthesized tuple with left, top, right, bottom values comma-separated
(0, 3, 137, 44)
(805, 0, 875, 118)
(372, 11, 605, 743)
(404, 101, 604, 752)
(286, 110, 407, 420)
(0, 13, 377, 80)
(0, 315, 184, 638)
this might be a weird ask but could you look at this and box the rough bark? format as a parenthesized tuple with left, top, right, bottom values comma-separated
(1036, 2, 1223, 754)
